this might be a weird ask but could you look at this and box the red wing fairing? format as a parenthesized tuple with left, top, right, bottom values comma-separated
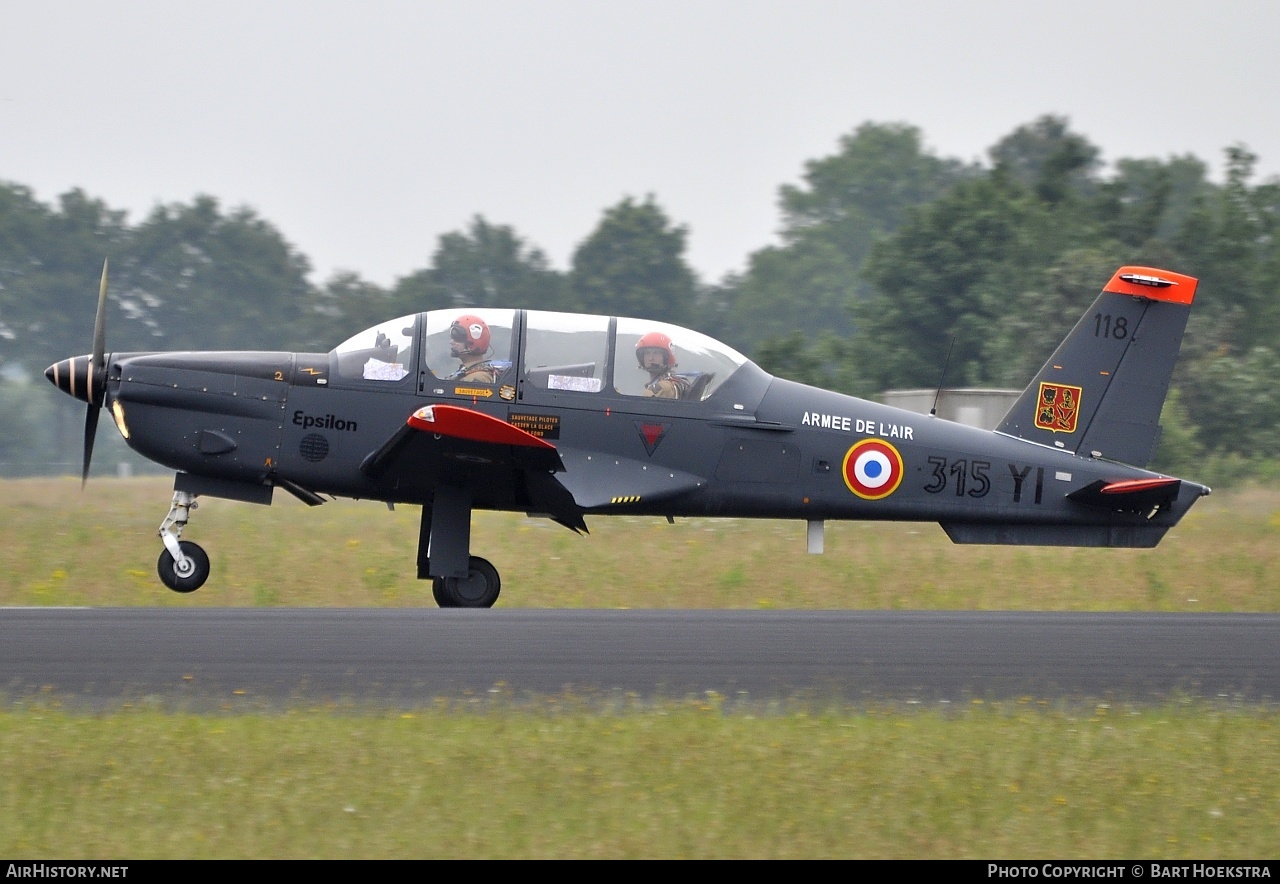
(407, 404, 560, 450)
(361, 405, 585, 533)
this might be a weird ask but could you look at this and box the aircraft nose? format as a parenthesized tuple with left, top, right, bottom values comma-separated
(45, 355, 100, 405)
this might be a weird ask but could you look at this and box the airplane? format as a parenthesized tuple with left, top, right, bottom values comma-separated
(46, 262, 1210, 607)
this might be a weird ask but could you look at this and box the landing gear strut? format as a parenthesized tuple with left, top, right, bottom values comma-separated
(418, 491, 501, 608)
(157, 490, 210, 592)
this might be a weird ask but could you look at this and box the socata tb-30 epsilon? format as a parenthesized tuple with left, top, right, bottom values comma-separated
(46, 263, 1209, 607)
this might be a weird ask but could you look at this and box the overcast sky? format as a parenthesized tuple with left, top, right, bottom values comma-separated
(4, 0, 1279, 287)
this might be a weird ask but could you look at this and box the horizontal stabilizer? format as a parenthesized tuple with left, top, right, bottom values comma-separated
(1066, 477, 1181, 514)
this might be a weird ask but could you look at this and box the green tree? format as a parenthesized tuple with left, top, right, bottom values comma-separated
(982, 248, 1129, 388)
(754, 330, 865, 395)
(1093, 158, 1174, 249)
(568, 196, 696, 324)
(1090, 155, 1211, 250)
(1177, 345, 1280, 458)
(1168, 146, 1280, 454)
(392, 216, 565, 315)
(300, 271, 395, 352)
(712, 237, 860, 351)
(0, 379, 48, 475)
(0, 182, 57, 371)
(988, 114, 1102, 205)
(1147, 388, 1206, 477)
(853, 174, 1055, 390)
(1194, 147, 1280, 344)
(717, 123, 976, 354)
(119, 196, 313, 352)
(779, 122, 977, 266)
(0, 185, 131, 376)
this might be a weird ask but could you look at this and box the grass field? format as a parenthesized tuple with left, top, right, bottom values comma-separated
(2, 477, 1278, 611)
(2, 702, 1278, 859)
(2, 477, 1278, 859)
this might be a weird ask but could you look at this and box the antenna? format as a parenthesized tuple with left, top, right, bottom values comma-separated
(930, 336, 956, 417)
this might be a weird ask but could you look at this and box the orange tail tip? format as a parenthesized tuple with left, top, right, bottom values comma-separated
(1105, 266, 1198, 305)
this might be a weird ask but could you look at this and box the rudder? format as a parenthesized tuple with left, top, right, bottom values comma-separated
(995, 266, 1197, 466)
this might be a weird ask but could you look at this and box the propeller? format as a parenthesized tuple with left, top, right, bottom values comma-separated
(82, 259, 110, 484)
(44, 259, 112, 484)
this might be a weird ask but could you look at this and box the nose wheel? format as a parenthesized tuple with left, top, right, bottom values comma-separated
(158, 540, 210, 593)
(157, 490, 210, 593)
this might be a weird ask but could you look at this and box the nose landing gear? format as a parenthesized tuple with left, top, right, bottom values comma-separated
(157, 490, 210, 593)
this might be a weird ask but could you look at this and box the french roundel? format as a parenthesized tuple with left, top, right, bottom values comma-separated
(842, 438, 904, 500)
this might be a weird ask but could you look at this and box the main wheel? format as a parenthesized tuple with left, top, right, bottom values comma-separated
(432, 556, 500, 608)
(157, 541, 210, 593)
(431, 577, 453, 608)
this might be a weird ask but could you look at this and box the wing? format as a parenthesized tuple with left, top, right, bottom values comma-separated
(360, 404, 586, 532)
(553, 447, 708, 509)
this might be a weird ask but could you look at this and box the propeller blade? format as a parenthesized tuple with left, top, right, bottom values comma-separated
(82, 403, 100, 487)
(82, 258, 109, 485)
(91, 258, 108, 389)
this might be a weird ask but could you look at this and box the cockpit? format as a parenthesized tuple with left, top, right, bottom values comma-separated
(329, 308, 750, 404)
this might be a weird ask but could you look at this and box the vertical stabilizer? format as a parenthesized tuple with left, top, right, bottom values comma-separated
(995, 266, 1197, 466)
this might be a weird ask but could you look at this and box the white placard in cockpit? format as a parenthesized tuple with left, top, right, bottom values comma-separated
(363, 358, 409, 381)
(548, 374, 602, 392)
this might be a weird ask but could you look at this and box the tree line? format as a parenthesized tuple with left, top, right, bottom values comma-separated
(1, 115, 1277, 482)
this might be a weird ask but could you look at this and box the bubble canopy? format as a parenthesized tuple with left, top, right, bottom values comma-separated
(330, 309, 750, 401)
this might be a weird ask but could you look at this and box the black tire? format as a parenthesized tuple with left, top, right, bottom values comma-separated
(157, 541, 210, 593)
(434, 556, 500, 608)
(431, 577, 453, 608)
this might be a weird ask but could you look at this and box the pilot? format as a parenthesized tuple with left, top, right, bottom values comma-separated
(636, 331, 690, 399)
(446, 315, 501, 384)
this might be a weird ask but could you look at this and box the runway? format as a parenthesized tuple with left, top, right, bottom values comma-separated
(2, 608, 1278, 709)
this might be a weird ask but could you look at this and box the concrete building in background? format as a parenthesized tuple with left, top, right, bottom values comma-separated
(881, 388, 1020, 430)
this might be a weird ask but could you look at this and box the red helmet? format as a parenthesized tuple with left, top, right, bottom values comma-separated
(636, 331, 677, 369)
(450, 315, 491, 356)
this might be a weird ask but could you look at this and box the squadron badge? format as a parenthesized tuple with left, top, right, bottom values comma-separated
(1034, 382, 1082, 433)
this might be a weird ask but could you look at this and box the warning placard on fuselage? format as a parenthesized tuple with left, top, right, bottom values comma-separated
(509, 412, 561, 439)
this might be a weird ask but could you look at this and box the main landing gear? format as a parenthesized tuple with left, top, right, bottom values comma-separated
(431, 556, 501, 608)
(157, 490, 211, 593)
(419, 488, 502, 608)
